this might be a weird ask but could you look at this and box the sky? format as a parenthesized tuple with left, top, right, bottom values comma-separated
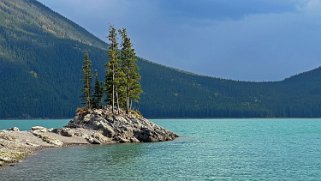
(37, 0, 321, 81)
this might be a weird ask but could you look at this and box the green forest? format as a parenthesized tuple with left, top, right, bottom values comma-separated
(1, 0, 321, 119)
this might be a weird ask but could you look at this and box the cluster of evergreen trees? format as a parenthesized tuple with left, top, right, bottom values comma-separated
(81, 26, 142, 114)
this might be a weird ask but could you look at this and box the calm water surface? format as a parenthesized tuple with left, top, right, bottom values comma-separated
(1, 119, 321, 180)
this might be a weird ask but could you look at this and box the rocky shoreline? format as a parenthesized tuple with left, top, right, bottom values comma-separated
(0, 108, 178, 168)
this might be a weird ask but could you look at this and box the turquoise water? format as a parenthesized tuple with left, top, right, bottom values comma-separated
(1, 119, 321, 180)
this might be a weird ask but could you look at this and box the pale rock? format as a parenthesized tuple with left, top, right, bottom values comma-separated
(130, 137, 140, 143)
(0, 133, 15, 141)
(93, 132, 110, 144)
(87, 137, 101, 144)
(31, 126, 48, 132)
(60, 128, 73, 137)
(42, 136, 63, 146)
(8, 127, 19, 132)
(94, 109, 103, 115)
(101, 123, 115, 137)
(0, 156, 15, 163)
(74, 131, 83, 137)
(116, 136, 130, 143)
(114, 116, 127, 123)
(26, 142, 39, 147)
(83, 114, 92, 122)
(31, 131, 63, 146)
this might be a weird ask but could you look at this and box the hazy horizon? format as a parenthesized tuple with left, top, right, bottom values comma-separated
(37, 0, 321, 81)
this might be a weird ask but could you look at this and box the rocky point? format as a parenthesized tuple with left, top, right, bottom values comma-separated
(0, 108, 178, 168)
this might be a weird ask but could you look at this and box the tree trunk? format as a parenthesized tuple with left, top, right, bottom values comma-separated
(126, 97, 129, 114)
(116, 89, 120, 114)
(130, 99, 133, 111)
(126, 66, 129, 114)
(87, 80, 91, 109)
(112, 64, 115, 113)
(87, 95, 90, 109)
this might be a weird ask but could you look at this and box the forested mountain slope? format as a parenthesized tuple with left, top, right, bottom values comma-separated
(1, 0, 321, 118)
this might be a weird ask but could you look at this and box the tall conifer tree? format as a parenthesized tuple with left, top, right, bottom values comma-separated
(106, 25, 127, 113)
(82, 52, 92, 109)
(118, 28, 142, 113)
(106, 26, 118, 113)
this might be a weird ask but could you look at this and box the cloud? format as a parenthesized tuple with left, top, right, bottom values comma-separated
(37, 0, 321, 81)
(160, 0, 299, 21)
(299, 0, 321, 15)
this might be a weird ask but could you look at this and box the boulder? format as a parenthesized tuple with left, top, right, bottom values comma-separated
(25, 142, 39, 147)
(114, 116, 127, 124)
(0, 133, 15, 141)
(116, 136, 130, 143)
(42, 136, 63, 146)
(130, 137, 140, 143)
(0, 151, 25, 164)
(101, 124, 115, 138)
(83, 114, 92, 122)
(87, 137, 101, 144)
(31, 131, 63, 146)
(60, 128, 73, 137)
(31, 126, 47, 132)
(93, 132, 110, 144)
(8, 127, 20, 132)
(50, 128, 73, 137)
(74, 131, 83, 137)
(0, 156, 16, 163)
(94, 109, 103, 115)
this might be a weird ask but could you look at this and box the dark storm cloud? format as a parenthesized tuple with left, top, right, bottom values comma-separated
(37, 0, 321, 81)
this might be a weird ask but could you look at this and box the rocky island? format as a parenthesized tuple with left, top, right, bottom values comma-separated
(0, 108, 178, 168)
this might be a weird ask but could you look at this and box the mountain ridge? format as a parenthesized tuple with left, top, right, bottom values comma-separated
(0, 0, 106, 49)
(1, 0, 321, 119)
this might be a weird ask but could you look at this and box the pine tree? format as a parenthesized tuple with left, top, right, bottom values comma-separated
(82, 52, 92, 109)
(106, 25, 127, 113)
(106, 26, 118, 113)
(118, 28, 143, 114)
(92, 71, 103, 109)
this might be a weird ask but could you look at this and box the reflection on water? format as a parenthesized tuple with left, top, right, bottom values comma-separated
(83, 143, 144, 165)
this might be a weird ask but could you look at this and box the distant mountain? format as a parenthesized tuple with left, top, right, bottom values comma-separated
(1, 0, 321, 119)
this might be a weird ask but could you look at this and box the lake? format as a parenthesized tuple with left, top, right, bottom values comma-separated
(1, 119, 321, 180)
